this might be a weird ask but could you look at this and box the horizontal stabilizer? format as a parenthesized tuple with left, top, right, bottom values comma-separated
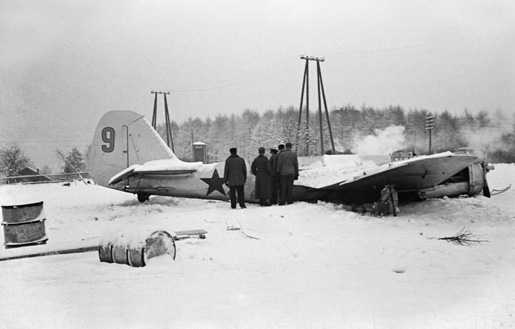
(109, 159, 203, 185)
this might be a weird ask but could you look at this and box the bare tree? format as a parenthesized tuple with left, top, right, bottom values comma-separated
(0, 143, 31, 177)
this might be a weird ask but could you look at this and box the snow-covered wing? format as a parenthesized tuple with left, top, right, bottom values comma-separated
(319, 152, 477, 192)
(109, 159, 203, 185)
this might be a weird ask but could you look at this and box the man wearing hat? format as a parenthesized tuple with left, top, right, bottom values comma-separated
(251, 147, 272, 206)
(223, 148, 247, 209)
(276, 142, 299, 205)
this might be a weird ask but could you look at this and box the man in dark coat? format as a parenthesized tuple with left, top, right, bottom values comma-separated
(251, 147, 272, 206)
(223, 148, 247, 209)
(275, 142, 299, 205)
(269, 148, 279, 205)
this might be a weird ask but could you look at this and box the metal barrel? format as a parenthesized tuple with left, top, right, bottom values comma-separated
(98, 242, 113, 263)
(111, 244, 128, 265)
(1, 201, 48, 248)
(98, 230, 176, 267)
(127, 247, 145, 267)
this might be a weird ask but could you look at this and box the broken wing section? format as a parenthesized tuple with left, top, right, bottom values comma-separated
(315, 152, 478, 204)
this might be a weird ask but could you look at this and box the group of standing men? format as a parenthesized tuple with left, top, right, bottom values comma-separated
(222, 143, 299, 209)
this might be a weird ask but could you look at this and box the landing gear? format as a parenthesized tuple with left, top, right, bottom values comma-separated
(371, 184, 398, 217)
(137, 192, 150, 203)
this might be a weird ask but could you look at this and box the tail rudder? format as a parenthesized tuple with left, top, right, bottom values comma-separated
(87, 110, 176, 186)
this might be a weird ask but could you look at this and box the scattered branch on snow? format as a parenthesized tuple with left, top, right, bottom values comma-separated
(419, 232, 436, 240)
(438, 227, 489, 246)
(225, 220, 260, 240)
(225, 220, 241, 231)
(240, 231, 260, 240)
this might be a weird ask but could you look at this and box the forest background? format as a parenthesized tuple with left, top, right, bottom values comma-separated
(1, 104, 514, 177)
(156, 104, 515, 164)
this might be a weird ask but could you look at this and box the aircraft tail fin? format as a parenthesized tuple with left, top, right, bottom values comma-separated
(87, 111, 177, 187)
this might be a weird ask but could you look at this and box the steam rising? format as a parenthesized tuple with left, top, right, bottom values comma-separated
(460, 112, 514, 154)
(351, 125, 407, 155)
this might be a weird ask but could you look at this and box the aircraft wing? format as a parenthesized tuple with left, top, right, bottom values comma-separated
(109, 159, 203, 185)
(316, 152, 478, 204)
(318, 162, 410, 190)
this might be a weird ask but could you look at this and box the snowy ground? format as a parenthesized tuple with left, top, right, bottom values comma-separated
(0, 164, 514, 329)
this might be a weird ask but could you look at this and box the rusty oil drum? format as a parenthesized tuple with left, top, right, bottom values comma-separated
(98, 230, 176, 267)
(1, 201, 48, 248)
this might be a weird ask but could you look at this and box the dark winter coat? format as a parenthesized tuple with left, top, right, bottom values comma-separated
(269, 153, 279, 177)
(276, 149, 299, 177)
(251, 154, 272, 199)
(223, 154, 247, 187)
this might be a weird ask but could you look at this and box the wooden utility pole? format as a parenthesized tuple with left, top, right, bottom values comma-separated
(151, 91, 174, 152)
(298, 56, 336, 155)
(316, 60, 336, 155)
(298, 58, 310, 155)
(425, 114, 435, 154)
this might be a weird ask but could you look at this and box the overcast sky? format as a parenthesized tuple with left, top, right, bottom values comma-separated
(1, 0, 514, 170)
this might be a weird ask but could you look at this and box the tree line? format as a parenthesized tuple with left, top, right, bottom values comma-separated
(0, 146, 85, 177)
(159, 105, 515, 164)
(1, 104, 514, 177)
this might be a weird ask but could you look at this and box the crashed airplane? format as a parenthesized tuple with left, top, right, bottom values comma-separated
(87, 110, 493, 206)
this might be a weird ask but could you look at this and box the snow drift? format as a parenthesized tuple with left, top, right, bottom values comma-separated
(0, 164, 514, 329)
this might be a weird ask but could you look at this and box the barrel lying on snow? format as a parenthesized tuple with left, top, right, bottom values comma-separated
(99, 229, 176, 267)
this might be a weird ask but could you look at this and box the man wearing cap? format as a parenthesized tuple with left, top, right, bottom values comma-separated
(251, 147, 272, 206)
(275, 142, 299, 205)
(223, 148, 247, 209)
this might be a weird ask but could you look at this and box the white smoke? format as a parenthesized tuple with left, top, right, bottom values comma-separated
(461, 126, 503, 153)
(351, 125, 407, 155)
(460, 111, 514, 153)
(332, 139, 347, 154)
